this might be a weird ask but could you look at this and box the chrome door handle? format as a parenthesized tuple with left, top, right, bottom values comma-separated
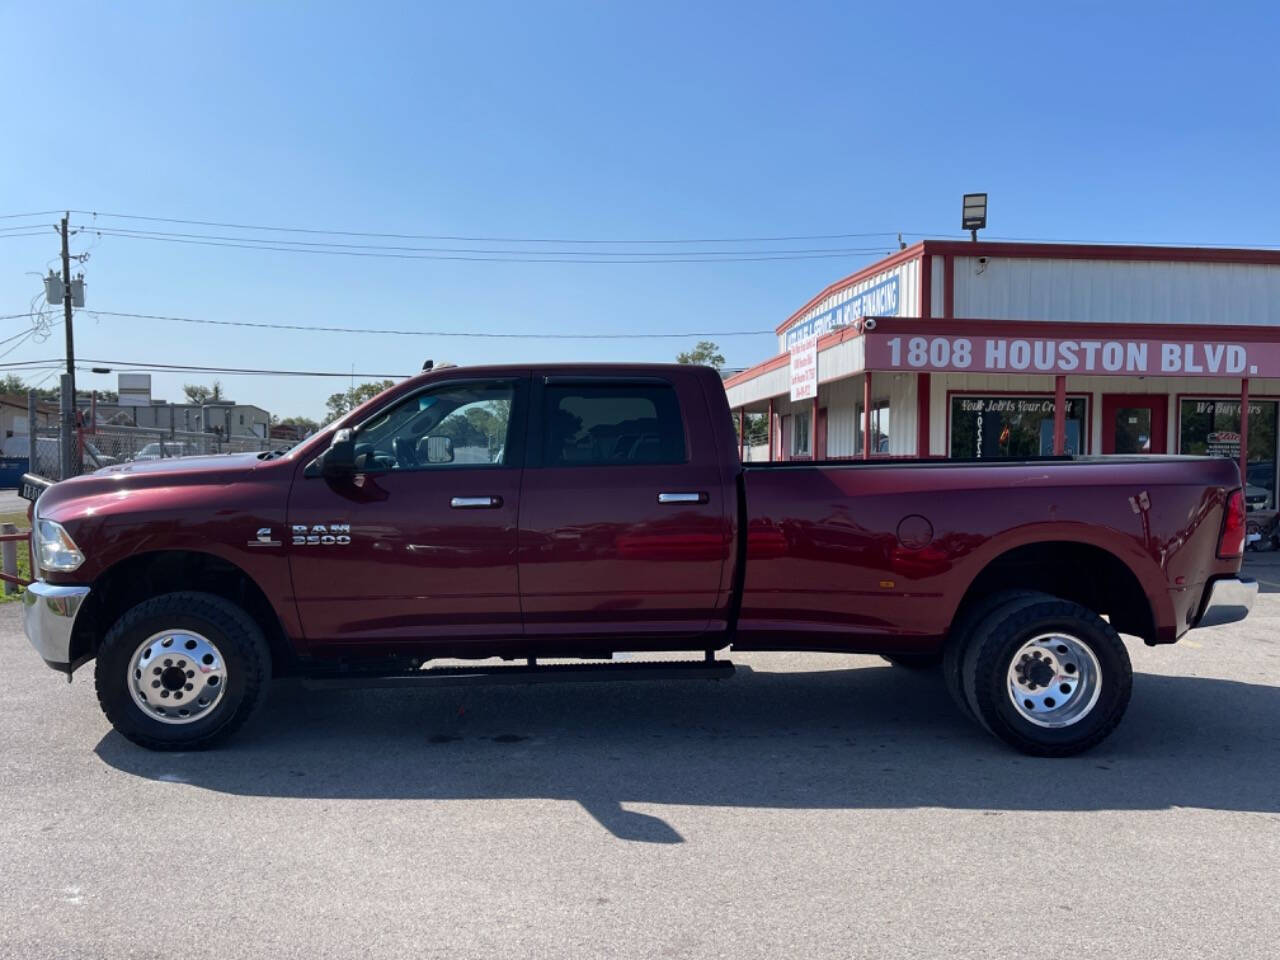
(657, 492, 708, 504)
(451, 496, 503, 509)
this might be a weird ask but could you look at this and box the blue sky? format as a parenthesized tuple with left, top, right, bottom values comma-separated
(2, 0, 1278, 421)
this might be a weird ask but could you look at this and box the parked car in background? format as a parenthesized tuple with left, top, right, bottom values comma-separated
(2, 435, 118, 473)
(133, 442, 199, 461)
(1244, 460, 1274, 511)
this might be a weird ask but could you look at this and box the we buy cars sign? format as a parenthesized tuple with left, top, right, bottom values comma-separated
(864, 331, 1278, 378)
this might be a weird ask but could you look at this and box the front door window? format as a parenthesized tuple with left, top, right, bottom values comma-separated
(356, 383, 514, 470)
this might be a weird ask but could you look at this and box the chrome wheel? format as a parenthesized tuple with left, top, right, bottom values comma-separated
(1006, 632, 1102, 728)
(127, 630, 228, 725)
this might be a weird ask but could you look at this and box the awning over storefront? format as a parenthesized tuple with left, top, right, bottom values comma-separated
(726, 316, 1277, 483)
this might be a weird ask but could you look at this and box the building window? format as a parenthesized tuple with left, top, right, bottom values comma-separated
(854, 400, 891, 454)
(950, 395, 1088, 459)
(1179, 398, 1277, 509)
(791, 411, 811, 457)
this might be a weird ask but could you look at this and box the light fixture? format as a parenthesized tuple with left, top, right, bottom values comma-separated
(962, 193, 988, 241)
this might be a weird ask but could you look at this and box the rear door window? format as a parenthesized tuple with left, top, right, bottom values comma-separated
(543, 383, 686, 466)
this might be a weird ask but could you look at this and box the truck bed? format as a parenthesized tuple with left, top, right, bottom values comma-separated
(736, 454, 1242, 648)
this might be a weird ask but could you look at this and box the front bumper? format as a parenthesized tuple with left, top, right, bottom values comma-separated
(22, 581, 91, 673)
(1194, 576, 1257, 629)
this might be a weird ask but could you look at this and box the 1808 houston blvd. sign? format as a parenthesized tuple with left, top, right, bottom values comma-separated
(864, 332, 1277, 377)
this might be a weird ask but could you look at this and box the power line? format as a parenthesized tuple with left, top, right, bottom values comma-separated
(72, 209, 909, 245)
(74, 225, 892, 258)
(83, 308, 776, 339)
(0, 210, 62, 221)
(0, 327, 40, 360)
(4, 357, 411, 378)
(79, 228, 893, 263)
(65, 209, 1280, 250)
(0, 222, 55, 233)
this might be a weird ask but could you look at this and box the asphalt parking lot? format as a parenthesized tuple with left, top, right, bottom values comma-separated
(0, 590, 1276, 960)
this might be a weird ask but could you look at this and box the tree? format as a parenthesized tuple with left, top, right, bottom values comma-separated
(279, 415, 320, 433)
(183, 380, 224, 404)
(0, 374, 27, 395)
(325, 379, 397, 421)
(733, 412, 768, 449)
(676, 340, 725, 370)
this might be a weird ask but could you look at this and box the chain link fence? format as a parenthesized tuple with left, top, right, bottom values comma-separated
(30, 425, 280, 481)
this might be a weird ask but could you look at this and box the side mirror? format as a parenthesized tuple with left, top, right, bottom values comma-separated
(308, 428, 357, 479)
(424, 435, 453, 464)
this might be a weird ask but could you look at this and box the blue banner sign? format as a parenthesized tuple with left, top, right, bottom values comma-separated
(784, 274, 900, 351)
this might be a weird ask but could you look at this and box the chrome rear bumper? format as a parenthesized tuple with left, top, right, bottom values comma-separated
(1194, 577, 1257, 629)
(22, 581, 91, 673)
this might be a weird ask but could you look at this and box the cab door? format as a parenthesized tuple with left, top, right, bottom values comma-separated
(287, 375, 528, 654)
(516, 372, 732, 643)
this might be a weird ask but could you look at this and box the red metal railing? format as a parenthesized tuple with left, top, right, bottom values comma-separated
(0, 527, 34, 589)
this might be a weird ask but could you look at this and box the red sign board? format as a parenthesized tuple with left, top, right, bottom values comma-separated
(864, 332, 1275, 378)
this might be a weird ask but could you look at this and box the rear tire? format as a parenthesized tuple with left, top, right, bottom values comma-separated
(95, 591, 271, 751)
(942, 590, 1052, 718)
(960, 596, 1132, 757)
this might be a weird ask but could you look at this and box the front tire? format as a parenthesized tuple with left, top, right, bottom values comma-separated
(960, 596, 1132, 757)
(95, 591, 271, 750)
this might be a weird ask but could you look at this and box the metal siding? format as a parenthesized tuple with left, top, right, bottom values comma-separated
(887, 373, 917, 455)
(725, 364, 789, 409)
(931, 256, 945, 318)
(817, 338, 864, 382)
(953, 257, 1280, 326)
(822, 378, 860, 457)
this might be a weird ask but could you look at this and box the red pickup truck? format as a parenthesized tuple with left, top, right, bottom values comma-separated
(21, 363, 1255, 756)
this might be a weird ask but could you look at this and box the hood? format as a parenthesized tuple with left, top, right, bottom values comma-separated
(35, 450, 281, 519)
(93, 451, 268, 477)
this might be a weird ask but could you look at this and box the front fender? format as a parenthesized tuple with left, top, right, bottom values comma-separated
(36, 475, 301, 643)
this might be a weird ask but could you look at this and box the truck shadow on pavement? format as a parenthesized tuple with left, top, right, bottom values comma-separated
(95, 665, 1280, 844)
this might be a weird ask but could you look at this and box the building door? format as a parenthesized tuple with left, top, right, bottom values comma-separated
(816, 407, 828, 460)
(1101, 395, 1167, 455)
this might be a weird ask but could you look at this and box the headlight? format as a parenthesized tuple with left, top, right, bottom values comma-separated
(35, 519, 85, 572)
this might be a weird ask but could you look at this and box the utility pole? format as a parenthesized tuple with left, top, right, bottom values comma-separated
(59, 215, 78, 479)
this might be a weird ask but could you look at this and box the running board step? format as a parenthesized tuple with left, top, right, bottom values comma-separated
(302, 658, 741, 690)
